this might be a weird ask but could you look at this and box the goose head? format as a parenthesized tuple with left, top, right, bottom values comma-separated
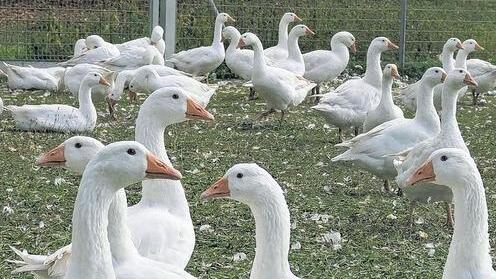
(462, 39, 483, 53)
(36, 136, 104, 175)
(151, 25, 164, 43)
(407, 148, 475, 189)
(383, 64, 400, 80)
(74, 39, 88, 55)
(332, 31, 356, 53)
(446, 68, 477, 90)
(282, 12, 302, 23)
(201, 163, 282, 205)
(84, 141, 182, 188)
(370, 37, 398, 53)
(222, 26, 241, 42)
(420, 67, 447, 87)
(289, 24, 315, 38)
(217, 12, 235, 24)
(140, 87, 214, 125)
(82, 72, 111, 88)
(128, 67, 159, 94)
(85, 35, 105, 49)
(444, 38, 464, 52)
(237, 32, 260, 49)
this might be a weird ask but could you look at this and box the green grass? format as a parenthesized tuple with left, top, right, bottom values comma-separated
(0, 80, 496, 278)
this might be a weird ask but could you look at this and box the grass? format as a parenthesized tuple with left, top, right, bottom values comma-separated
(0, 78, 496, 278)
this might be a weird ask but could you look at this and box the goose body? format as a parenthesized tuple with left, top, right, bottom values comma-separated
(167, 13, 234, 76)
(363, 64, 404, 132)
(303, 31, 355, 84)
(408, 148, 496, 279)
(331, 67, 445, 181)
(1, 62, 65, 91)
(223, 26, 254, 81)
(6, 72, 109, 132)
(264, 12, 301, 61)
(59, 35, 120, 66)
(312, 37, 398, 138)
(395, 69, 477, 204)
(201, 163, 300, 279)
(116, 26, 165, 56)
(100, 45, 164, 71)
(73, 39, 88, 57)
(466, 58, 496, 104)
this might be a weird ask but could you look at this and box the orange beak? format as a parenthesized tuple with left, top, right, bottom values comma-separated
(349, 42, 357, 54)
(391, 66, 400, 80)
(145, 153, 182, 180)
(407, 161, 436, 186)
(475, 43, 484, 51)
(186, 98, 214, 121)
(455, 42, 464, 50)
(237, 38, 245, 49)
(441, 72, 447, 83)
(294, 15, 302, 22)
(36, 145, 66, 167)
(227, 15, 236, 23)
(99, 77, 111, 87)
(305, 27, 315, 35)
(387, 41, 399, 50)
(463, 73, 478, 87)
(201, 177, 230, 200)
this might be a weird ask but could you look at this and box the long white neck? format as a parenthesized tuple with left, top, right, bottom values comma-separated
(249, 192, 292, 278)
(66, 173, 117, 279)
(226, 34, 241, 55)
(444, 171, 492, 277)
(252, 39, 268, 74)
(378, 76, 395, 110)
(77, 81, 97, 123)
(276, 19, 289, 48)
(440, 84, 462, 141)
(287, 33, 303, 63)
(135, 108, 190, 215)
(414, 81, 440, 130)
(441, 47, 456, 72)
(454, 49, 470, 69)
(363, 48, 383, 88)
(212, 18, 223, 47)
(330, 41, 350, 63)
(114, 70, 135, 100)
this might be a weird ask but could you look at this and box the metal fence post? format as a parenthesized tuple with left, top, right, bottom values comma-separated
(160, 0, 176, 59)
(399, 0, 407, 67)
(150, 0, 159, 32)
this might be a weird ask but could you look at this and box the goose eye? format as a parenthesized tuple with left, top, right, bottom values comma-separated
(94, 74, 97, 77)
(236, 173, 243, 179)
(441, 155, 448, 161)
(75, 143, 82, 148)
(172, 94, 179, 99)
(435, 70, 439, 73)
(459, 70, 463, 73)
(127, 148, 136, 155)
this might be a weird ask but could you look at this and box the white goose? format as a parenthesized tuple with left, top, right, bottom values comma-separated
(394, 69, 477, 226)
(312, 37, 398, 141)
(167, 13, 235, 77)
(73, 39, 87, 57)
(100, 45, 164, 72)
(127, 67, 217, 107)
(332, 67, 446, 191)
(6, 72, 109, 132)
(264, 12, 302, 61)
(400, 38, 463, 112)
(201, 163, 300, 279)
(303, 31, 356, 94)
(223, 26, 254, 81)
(408, 148, 496, 279)
(117, 26, 165, 56)
(466, 58, 496, 105)
(363, 64, 404, 132)
(270, 24, 314, 76)
(238, 32, 316, 121)
(63, 141, 193, 279)
(1, 62, 65, 92)
(59, 35, 120, 66)
(64, 64, 115, 101)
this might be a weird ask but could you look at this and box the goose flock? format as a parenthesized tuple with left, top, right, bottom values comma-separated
(1, 10, 496, 279)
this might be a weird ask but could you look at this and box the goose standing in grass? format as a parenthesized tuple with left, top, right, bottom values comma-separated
(59, 35, 120, 66)
(167, 13, 235, 78)
(332, 67, 445, 192)
(303, 31, 356, 96)
(466, 58, 496, 105)
(62, 141, 193, 279)
(1, 62, 65, 92)
(400, 38, 463, 112)
(201, 163, 301, 279)
(127, 68, 217, 107)
(408, 148, 496, 279)
(6, 72, 109, 133)
(270, 24, 314, 76)
(264, 12, 302, 61)
(312, 37, 398, 141)
(362, 64, 404, 132)
(238, 32, 316, 122)
(394, 69, 477, 226)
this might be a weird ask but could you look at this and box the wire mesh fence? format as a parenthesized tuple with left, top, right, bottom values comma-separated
(0, 0, 150, 61)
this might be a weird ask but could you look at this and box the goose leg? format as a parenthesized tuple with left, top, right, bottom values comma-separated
(313, 84, 321, 104)
(248, 87, 257, 100)
(256, 108, 276, 121)
(206, 73, 210, 85)
(107, 98, 117, 120)
(338, 128, 344, 142)
(445, 202, 454, 229)
(383, 180, 392, 192)
(409, 201, 417, 227)
(472, 90, 478, 106)
(128, 91, 137, 102)
(354, 126, 359, 136)
(279, 110, 286, 123)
